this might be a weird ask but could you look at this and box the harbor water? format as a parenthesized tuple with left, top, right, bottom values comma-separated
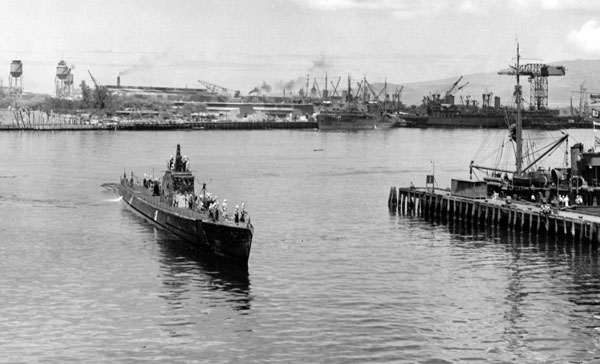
(1, 128, 599, 363)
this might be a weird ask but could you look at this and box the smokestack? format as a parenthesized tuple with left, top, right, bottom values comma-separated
(117, 76, 121, 88)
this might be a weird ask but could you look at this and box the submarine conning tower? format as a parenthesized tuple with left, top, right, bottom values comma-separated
(162, 144, 195, 205)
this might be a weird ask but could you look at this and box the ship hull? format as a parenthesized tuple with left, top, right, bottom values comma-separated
(317, 112, 395, 130)
(403, 112, 590, 129)
(118, 181, 253, 266)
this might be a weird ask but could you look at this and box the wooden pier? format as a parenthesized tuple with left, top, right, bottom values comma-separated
(388, 186, 600, 245)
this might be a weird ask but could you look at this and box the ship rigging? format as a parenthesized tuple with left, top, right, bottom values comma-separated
(469, 43, 570, 189)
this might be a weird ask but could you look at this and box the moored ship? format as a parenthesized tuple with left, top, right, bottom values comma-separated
(316, 75, 399, 130)
(316, 109, 397, 130)
(389, 45, 600, 247)
(117, 144, 253, 266)
(403, 73, 590, 129)
(447, 44, 599, 205)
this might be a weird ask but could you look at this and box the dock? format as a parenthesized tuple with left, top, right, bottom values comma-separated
(0, 120, 318, 131)
(388, 186, 600, 245)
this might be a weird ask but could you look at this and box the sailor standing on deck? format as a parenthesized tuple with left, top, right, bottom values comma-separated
(222, 199, 228, 218)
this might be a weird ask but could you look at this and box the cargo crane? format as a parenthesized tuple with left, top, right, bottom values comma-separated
(392, 85, 404, 110)
(457, 81, 469, 91)
(87, 70, 101, 87)
(310, 77, 321, 99)
(442, 76, 469, 105)
(570, 83, 600, 117)
(198, 80, 238, 98)
(329, 77, 341, 98)
(444, 76, 463, 98)
(498, 63, 565, 110)
(364, 79, 382, 103)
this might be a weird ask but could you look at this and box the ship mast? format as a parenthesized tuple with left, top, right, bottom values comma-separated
(515, 43, 523, 175)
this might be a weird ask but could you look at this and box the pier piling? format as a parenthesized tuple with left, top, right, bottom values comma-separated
(389, 186, 600, 246)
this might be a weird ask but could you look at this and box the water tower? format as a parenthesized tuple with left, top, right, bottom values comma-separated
(55, 60, 74, 98)
(9, 60, 23, 97)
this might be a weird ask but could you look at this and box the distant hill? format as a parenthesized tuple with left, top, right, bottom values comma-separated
(375, 59, 600, 109)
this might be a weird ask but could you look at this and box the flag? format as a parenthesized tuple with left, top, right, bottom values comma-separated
(593, 108, 600, 119)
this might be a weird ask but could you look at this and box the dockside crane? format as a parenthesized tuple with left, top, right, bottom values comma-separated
(498, 63, 565, 110)
(329, 77, 341, 98)
(570, 82, 600, 117)
(440, 76, 469, 105)
(310, 77, 321, 99)
(444, 76, 463, 99)
(392, 85, 404, 110)
(198, 80, 238, 98)
(87, 70, 101, 87)
(364, 79, 382, 103)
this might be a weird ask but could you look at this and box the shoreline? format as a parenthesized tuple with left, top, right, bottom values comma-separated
(0, 120, 319, 131)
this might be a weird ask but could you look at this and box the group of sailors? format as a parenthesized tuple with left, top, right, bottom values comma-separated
(557, 194, 583, 207)
(540, 203, 552, 215)
(490, 189, 588, 216)
(142, 174, 161, 196)
(136, 169, 249, 224)
(207, 198, 247, 224)
(170, 187, 248, 224)
(167, 155, 191, 172)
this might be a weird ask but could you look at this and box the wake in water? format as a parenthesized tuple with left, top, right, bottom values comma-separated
(100, 182, 120, 192)
(0, 194, 77, 208)
(100, 183, 122, 202)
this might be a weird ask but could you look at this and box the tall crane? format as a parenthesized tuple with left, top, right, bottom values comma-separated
(198, 80, 233, 97)
(498, 63, 565, 110)
(571, 82, 596, 117)
(444, 76, 463, 98)
(364, 78, 382, 103)
(443, 76, 469, 104)
(391, 85, 404, 111)
(329, 77, 341, 98)
(88, 70, 101, 87)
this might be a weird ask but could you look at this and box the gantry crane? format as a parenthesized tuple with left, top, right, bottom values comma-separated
(498, 63, 565, 110)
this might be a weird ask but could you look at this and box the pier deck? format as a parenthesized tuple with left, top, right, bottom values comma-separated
(388, 186, 600, 244)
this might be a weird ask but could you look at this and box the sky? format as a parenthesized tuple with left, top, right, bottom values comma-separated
(1, 0, 600, 96)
